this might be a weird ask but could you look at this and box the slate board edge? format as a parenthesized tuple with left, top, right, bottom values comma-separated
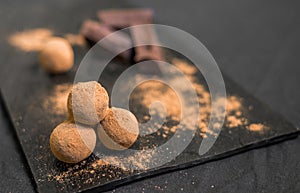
(0, 91, 38, 192)
(2, 85, 299, 193)
(76, 130, 299, 193)
(1, 75, 300, 193)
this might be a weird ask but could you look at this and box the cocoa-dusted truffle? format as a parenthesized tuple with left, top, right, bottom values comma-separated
(50, 121, 96, 163)
(67, 81, 109, 126)
(97, 107, 139, 150)
(39, 37, 74, 74)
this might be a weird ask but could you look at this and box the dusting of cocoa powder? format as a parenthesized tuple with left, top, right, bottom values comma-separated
(171, 58, 198, 75)
(226, 115, 243, 128)
(8, 28, 53, 51)
(248, 123, 265, 133)
(47, 149, 155, 184)
(43, 83, 72, 116)
(64, 34, 87, 47)
(130, 81, 181, 121)
(128, 58, 264, 138)
(8, 28, 86, 52)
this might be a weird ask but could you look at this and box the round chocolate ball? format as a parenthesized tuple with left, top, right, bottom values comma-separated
(67, 81, 109, 126)
(50, 121, 96, 163)
(98, 107, 139, 150)
(39, 37, 74, 74)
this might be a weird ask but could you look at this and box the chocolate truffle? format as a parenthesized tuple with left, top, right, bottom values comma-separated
(50, 121, 96, 163)
(67, 81, 109, 126)
(98, 107, 139, 150)
(39, 37, 74, 74)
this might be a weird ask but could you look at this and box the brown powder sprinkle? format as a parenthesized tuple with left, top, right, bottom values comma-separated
(226, 115, 243, 128)
(126, 58, 252, 138)
(8, 28, 53, 51)
(43, 83, 72, 116)
(9, 28, 87, 52)
(226, 96, 242, 112)
(248, 123, 265, 133)
(91, 159, 109, 168)
(131, 80, 182, 122)
(47, 150, 155, 184)
(172, 58, 250, 137)
(172, 58, 198, 75)
(64, 33, 87, 47)
(96, 149, 155, 171)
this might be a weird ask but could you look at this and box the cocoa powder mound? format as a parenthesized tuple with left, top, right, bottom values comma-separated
(64, 34, 86, 47)
(43, 83, 72, 116)
(8, 28, 53, 51)
(47, 149, 155, 184)
(130, 80, 182, 121)
(248, 123, 266, 133)
(127, 58, 264, 138)
(8, 28, 86, 52)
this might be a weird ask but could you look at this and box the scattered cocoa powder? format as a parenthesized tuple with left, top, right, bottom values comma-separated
(226, 115, 243, 128)
(64, 34, 86, 47)
(97, 149, 155, 171)
(126, 58, 260, 139)
(173, 58, 252, 136)
(47, 149, 155, 184)
(8, 28, 86, 52)
(248, 123, 265, 133)
(42, 83, 72, 116)
(131, 80, 181, 121)
(235, 111, 242, 116)
(226, 96, 242, 112)
(172, 58, 198, 75)
(8, 28, 53, 51)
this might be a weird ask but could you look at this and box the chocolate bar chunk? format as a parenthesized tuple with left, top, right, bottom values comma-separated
(98, 8, 154, 28)
(130, 24, 164, 62)
(80, 20, 132, 61)
(80, 17, 163, 74)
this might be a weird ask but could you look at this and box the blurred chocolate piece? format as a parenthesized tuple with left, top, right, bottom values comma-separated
(98, 8, 154, 28)
(134, 46, 163, 62)
(80, 20, 132, 61)
(130, 24, 163, 74)
(130, 24, 163, 62)
(81, 11, 163, 74)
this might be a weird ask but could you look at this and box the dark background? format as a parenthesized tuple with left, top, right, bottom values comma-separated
(0, 0, 299, 192)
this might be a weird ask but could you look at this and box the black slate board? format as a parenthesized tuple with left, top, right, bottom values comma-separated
(0, 0, 299, 192)
(1, 45, 299, 193)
